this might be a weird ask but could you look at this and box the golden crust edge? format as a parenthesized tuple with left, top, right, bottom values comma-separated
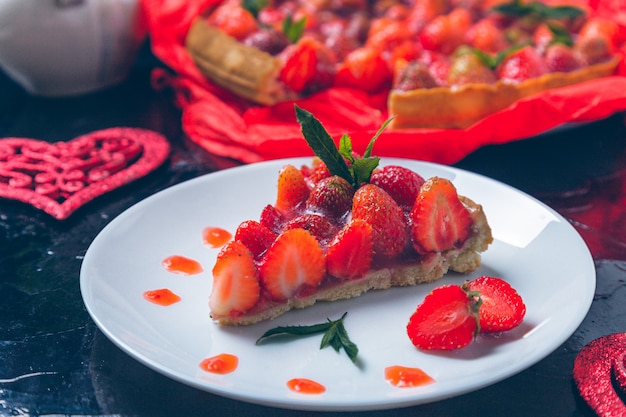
(211, 196, 493, 326)
(388, 57, 621, 130)
(185, 18, 292, 105)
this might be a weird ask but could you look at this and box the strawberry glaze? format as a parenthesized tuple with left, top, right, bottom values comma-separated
(162, 255, 204, 275)
(143, 289, 181, 306)
(286, 378, 326, 394)
(199, 353, 239, 374)
(203, 226, 232, 248)
(384, 366, 435, 388)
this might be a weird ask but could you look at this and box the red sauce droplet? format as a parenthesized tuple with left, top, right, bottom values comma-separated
(143, 288, 181, 306)
(203, 227, 232, 248)
(384, 366, 435, 388)
(286, 378, 326, 394)
(199, 353, 238, 374)
(162, 255, 203, 275)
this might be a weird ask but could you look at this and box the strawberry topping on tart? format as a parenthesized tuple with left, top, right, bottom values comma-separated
(186, 0, 623, 129)
(209, 106, 493, 325)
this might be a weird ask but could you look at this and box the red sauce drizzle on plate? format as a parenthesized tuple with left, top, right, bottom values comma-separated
(162, 255, 203, 275)
(384, 366, 435, 388)
(286, 378, 326, 394)
(203, 227, 232, 248)
(199, 353, 238, 374)
(143, 288, 181, 306)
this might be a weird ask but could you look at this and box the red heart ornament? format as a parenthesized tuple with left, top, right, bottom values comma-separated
(0, 128, 170, 220)
(573, 333, 626, 416)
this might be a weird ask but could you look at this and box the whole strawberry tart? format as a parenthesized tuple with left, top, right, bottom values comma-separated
(209, 107, 493, 325)
(186, 0, 623, 129)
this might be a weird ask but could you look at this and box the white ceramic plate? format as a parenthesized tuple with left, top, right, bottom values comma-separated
(80, 158, 595, 411)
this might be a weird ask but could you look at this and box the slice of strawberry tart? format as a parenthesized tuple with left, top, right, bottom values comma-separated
(209, 106, 493, 325)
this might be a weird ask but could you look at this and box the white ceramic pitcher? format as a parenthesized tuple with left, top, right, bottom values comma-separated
(0, 0, 145, 96)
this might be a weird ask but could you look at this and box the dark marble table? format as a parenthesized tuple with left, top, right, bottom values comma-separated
(1, 46, 625, 417)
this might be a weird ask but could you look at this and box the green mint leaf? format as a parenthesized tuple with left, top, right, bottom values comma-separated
(547, 21, 574, 46)
(256, 321, 332, 343)
(295, 105, 354, 184)
(241, 0, 268, 18)
(363, 116, 394, 158)
(256, 312, 359, 363)
(282, 15, 307, 44)
(352, 157, 380, 186)
(493, 0, 584, 21)
(338, 134, 355, 164)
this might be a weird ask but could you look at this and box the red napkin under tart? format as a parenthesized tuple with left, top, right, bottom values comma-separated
(142, 0, 626, 164)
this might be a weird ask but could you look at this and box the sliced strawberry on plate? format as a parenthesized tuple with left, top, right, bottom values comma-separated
(465, 276, 526, 333)
(370, 165, 425, 210)
(275, 164, 310, 214)
(326, 219, 374, 280)
(410, 177, 472, 255)
(407, 284, 480, 350)
(352, 184, 409, 260)
(209, 241, 260, 317)
(259, 228, 325, 300)
(234, 220, 277, 259)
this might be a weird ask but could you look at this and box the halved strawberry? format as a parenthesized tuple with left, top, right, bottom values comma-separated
(209, 241, 260, 317)
(234, 220, 277, 260)
(410, 177, 472, 255)
(259, 228, 325, 300)
(326, 219, 374, 280)
(275, 164, 310, 214)
(352, 184, 409, 260)
(465, 276, 526, 333)
(407, 284, 480, 350)
(370, 165, 425, 209)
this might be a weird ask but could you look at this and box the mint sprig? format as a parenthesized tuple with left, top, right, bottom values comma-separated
(295, 104, 393, 188)
(256, 312, 359, 363)
(493, 0, 584, 20)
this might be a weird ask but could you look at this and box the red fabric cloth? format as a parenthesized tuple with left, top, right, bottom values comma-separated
(143, 0, 626, 164)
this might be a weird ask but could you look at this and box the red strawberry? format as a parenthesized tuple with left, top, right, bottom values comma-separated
(447, 49, 497, 86)
(496, 45, 547, 83)
(465, 276, 526, 333)
(306, 175, 355, 221)
(352, 184, 408, 260)
(392, 61, 439, 91)
(279, 36, 335, 94)
(207, 3, 258, 41)
(370, 165, 425, 209)
(305, 159, 331, 186)
(234, 220, 277, 259)
(406, 284, 480, 350)
(466, 18, 508, 54)
(410, 177, 472, 254)
(406, 0, 448, 33)
(285, 213, 339, 243)
(326, 219, 374, 280)
(544, 43, 582, 73)
(259, 228, 325, 300)
(366, 18, 413, 52)
(275, 164, 310, 214)
(335, 46, 392, 92)
(259, 204, 285, 234)
(419, 8, 469, 55)
(209, 241, 260, 316)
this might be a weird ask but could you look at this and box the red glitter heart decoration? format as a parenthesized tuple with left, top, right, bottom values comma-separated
(573, 333, 626, 416)
(0, 128, 170, 220)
